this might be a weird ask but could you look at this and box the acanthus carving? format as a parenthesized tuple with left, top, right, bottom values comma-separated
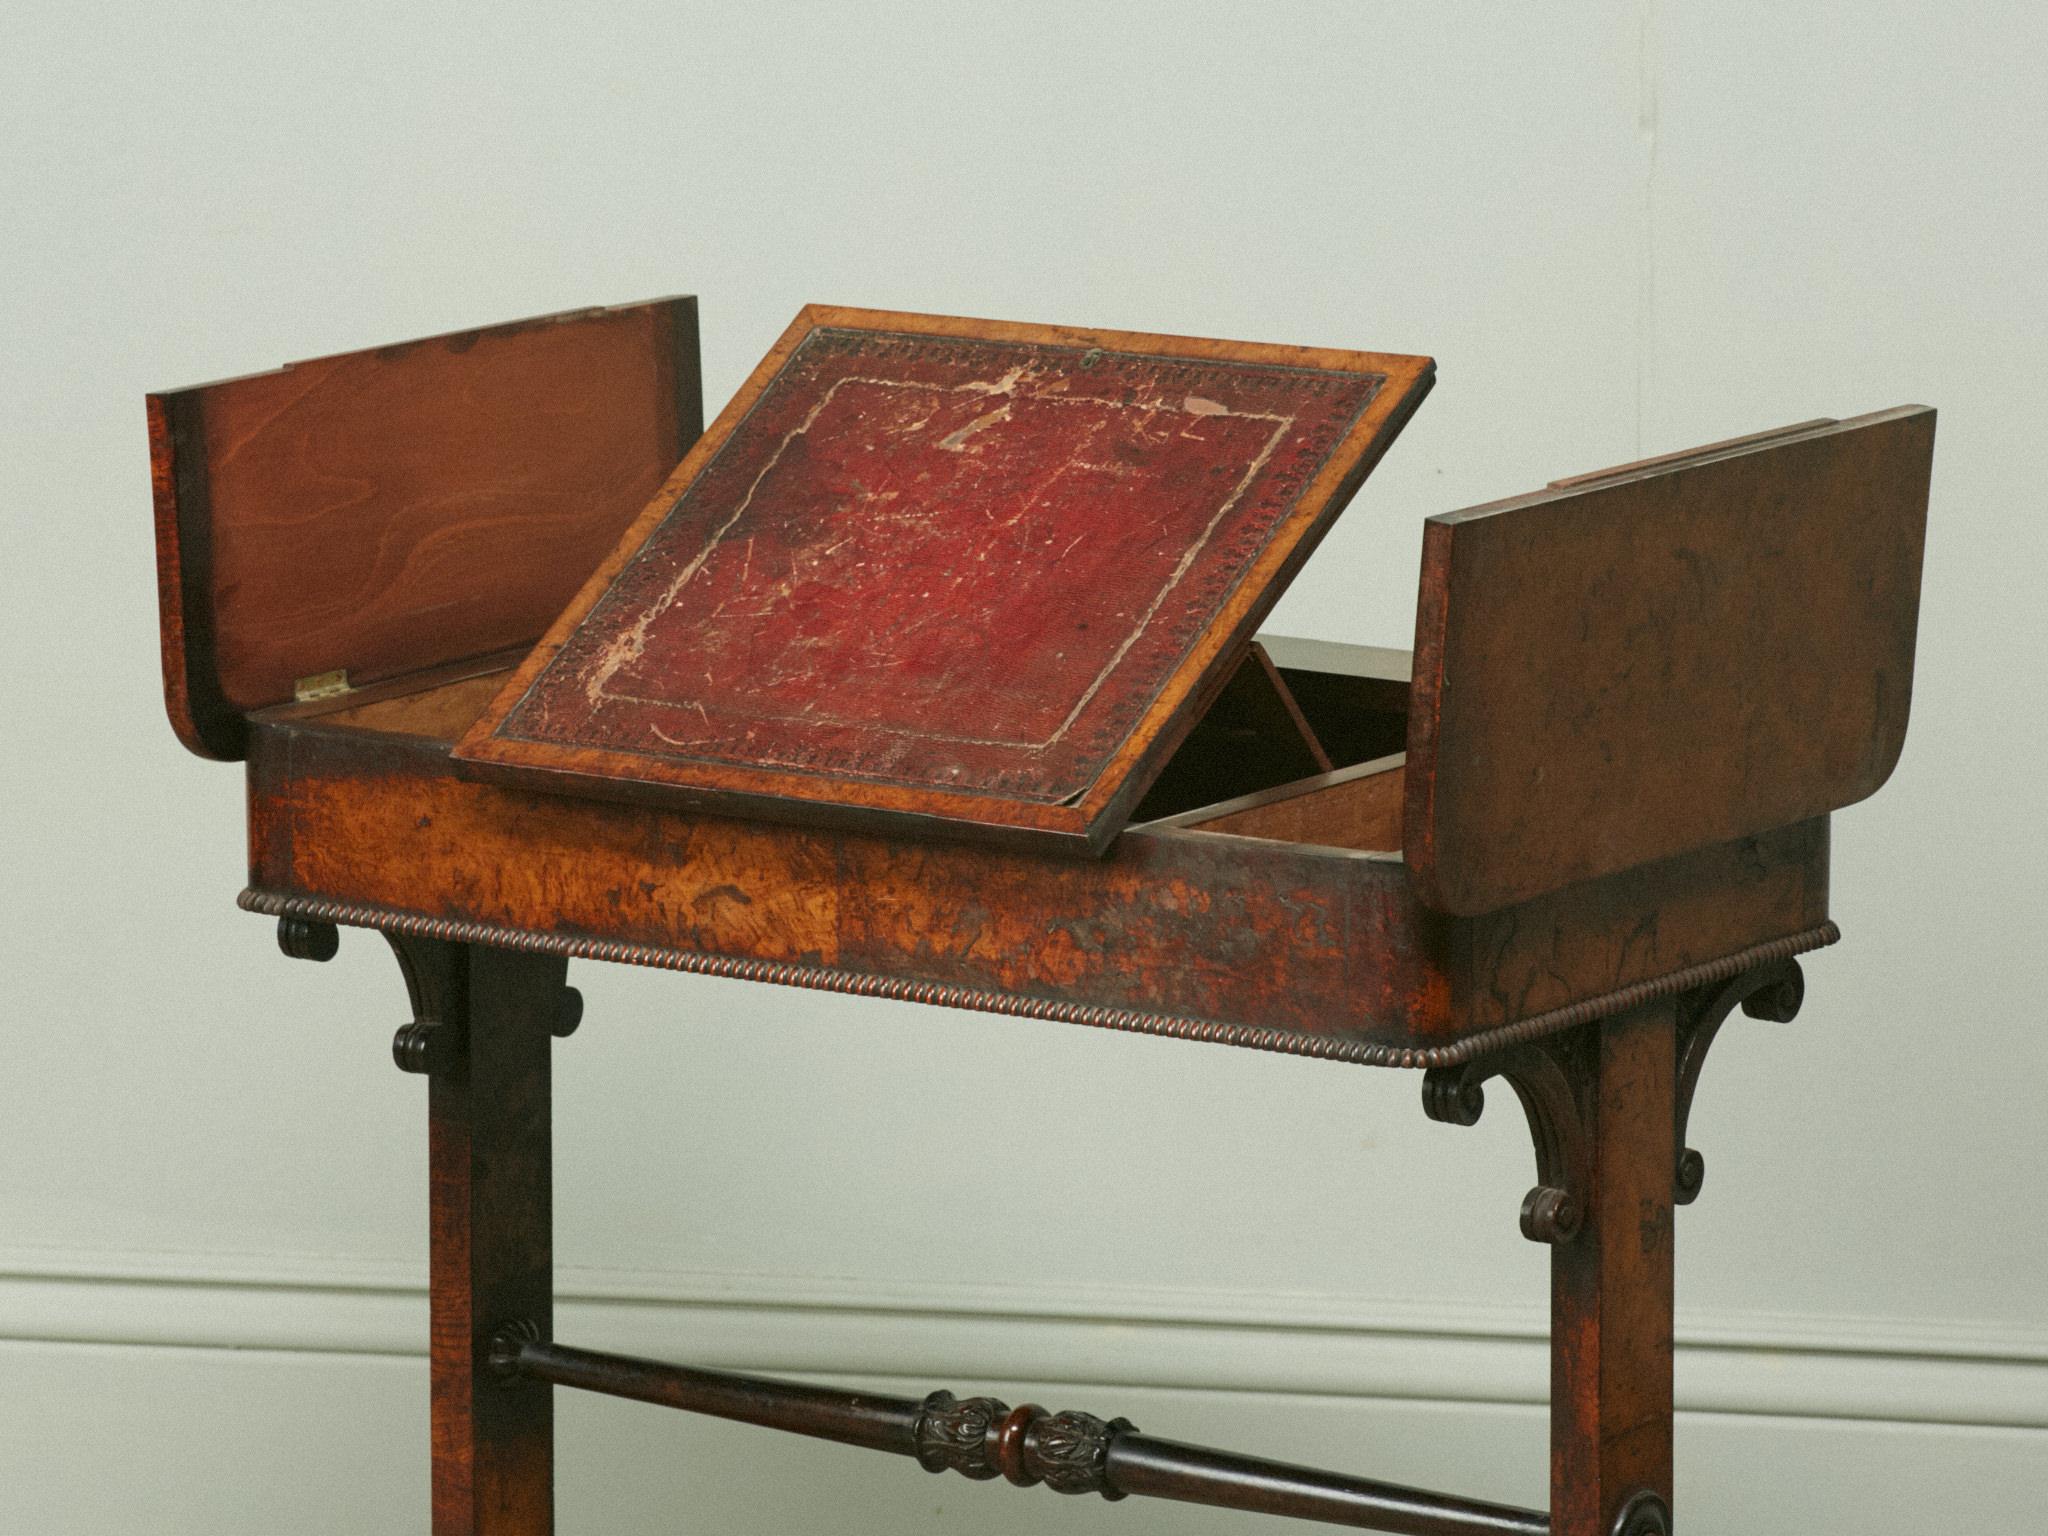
(1422, 1027, 1595, 1244)
(1673, 958, 1804, 1204)
(914, 1392, 1005, 1480)
(1029, 1409, 1131, 1497)
(914, 1391, 1132, 1497)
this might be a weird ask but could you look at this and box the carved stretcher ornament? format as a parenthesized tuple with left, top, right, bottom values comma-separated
(148, 296, 1933, 1536)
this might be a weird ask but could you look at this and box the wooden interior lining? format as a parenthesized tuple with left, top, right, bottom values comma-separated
(296, 665, 1409, 857)
(1131, 642, 1333, 821)
(288, 670, 516, 743)
(150, 297, 702, 759)
(1151, 755, 1405, 853)
(1260, 635, 1411, 768)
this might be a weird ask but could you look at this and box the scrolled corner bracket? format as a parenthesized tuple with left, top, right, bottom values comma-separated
(1673, 957, 1807, 1205)
(277, 916, 339, 962)
(1611, 1489, 1673, 1536)
(1421, 1031, 1593, 1246)
(913, 1392, 1132, 1499)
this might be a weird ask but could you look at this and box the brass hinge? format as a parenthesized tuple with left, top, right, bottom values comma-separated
(293, 668, 352, 703)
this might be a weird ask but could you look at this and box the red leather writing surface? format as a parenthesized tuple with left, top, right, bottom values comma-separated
(487, 327, 1385, 807)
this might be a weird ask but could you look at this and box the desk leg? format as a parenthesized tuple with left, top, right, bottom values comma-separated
(1425, 1002, 1678, 1533)
(1551, 1001, 1676, 1536)
(390, 936, 564, 1536)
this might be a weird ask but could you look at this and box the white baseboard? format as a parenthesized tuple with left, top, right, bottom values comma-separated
(6, 1336, 2045, 1536)
(4, 1246, 2042, 1430)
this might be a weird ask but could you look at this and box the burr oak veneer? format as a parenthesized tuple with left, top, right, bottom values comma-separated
(150, 297, 1934, 1536)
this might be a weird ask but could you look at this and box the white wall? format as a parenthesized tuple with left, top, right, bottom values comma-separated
(3, 3, 2043, 1531)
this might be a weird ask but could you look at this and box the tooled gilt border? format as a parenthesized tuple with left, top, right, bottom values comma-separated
(237, 887, 1836, 1069)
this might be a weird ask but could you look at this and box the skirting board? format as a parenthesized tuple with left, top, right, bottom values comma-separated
(3, 1339, 2043, 1536)
(3, 1248, 2043, 1431)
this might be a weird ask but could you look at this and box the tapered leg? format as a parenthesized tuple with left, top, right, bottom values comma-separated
(389, 935, 565, 1536)
(1550, 1001, 1676, 1536)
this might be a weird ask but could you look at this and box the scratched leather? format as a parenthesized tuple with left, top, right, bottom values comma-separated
(500, 329, 1381, 803)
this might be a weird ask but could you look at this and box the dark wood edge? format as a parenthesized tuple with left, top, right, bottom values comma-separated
(1403, 517, 1456, 900)
(147, 296, 705, 764)
(161, 295, 700, 396)
(660, 295, 705, 461)
(148, 389, 241, 760)
(1545, 417, 1837, 490)
(238, 886, 1836, 1071)
(453, 308, 1434, 854)
(1433, 405, 1930, 527)
(1247, 641, 1333, 771)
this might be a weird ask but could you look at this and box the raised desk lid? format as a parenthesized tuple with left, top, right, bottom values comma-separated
(1405, 406, 1936, 914)
(454, 307, 1433, 851)
(149, 298, 702, 760)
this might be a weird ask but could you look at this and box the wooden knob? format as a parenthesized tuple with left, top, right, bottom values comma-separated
(393, 1020, 458, 1076)
(277, 917, 339, 962)
(553, 986, 584, 1039)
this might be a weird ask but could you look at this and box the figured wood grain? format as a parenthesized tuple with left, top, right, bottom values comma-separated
(456, 307, 1433, 852)
(1550, 1003, 1676, 1536)
(308, 669, 515, 740)
(249, 719, 1831, 1056)
(149, 298, 702, 758)
(1405, 406, 1934, 915)
(384, 936, 563, 1534)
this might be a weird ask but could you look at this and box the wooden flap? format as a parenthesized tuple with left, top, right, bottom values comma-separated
(455, 306, 1433, 852)
(149, 297, 702, 759)
(1405, 406, 1936, 914)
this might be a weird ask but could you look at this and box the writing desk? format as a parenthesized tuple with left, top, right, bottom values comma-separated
(148, 297, 1933, 1536)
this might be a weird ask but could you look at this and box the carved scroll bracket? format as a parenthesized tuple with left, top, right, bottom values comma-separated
(378, 932, 583, 1076)
(384, 931, 466, 1076)
(1673, 957, 1804, 1204)
(1422, 1027, 1595, 1245)
(1424, 958, 1809, 1237)
(915, 1391, 1134, 1498)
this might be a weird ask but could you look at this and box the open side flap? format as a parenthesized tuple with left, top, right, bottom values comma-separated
(149, 297, 702, 759)
(1405, 405, 1935, 914)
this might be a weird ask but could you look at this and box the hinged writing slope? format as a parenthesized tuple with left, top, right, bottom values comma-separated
(455, 306, 1433, 851)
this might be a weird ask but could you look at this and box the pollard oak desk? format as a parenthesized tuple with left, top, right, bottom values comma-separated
(148, 298, 1933, 1536)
